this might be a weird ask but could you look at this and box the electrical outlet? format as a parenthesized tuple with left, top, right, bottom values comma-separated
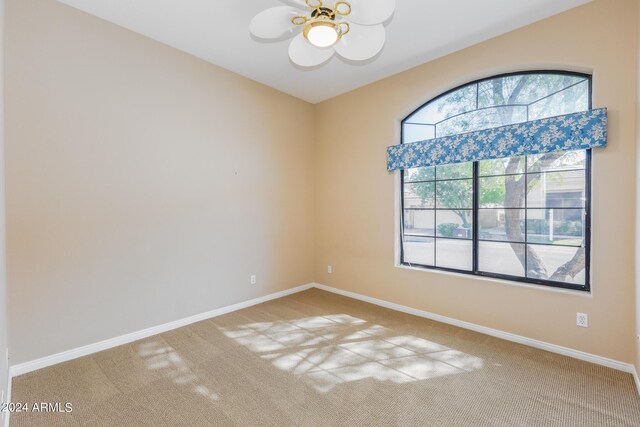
(327, 265, 332, 274)
(250, 275, 256, 285)
(576, 312, 588, 328)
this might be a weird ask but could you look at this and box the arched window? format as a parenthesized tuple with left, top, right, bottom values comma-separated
(400, 71, 592, 291)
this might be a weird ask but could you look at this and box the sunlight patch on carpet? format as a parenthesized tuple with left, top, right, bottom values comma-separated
(219, 315, 484, 392)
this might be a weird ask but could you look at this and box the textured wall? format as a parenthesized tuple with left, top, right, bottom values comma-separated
(315, 0, 638, 363)
(5, 0, 316, 364)
(0, 0, 9, 419)
(5, 0, 640, 372)
(635, 0, 640, 377)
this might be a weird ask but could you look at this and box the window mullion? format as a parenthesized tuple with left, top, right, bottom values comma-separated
(434, 167, 438, 267)
(524, 156, 528, 279)
(472, 161, 479, 273)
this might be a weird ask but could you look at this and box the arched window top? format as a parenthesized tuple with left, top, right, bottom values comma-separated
(402, 72, 591, 144)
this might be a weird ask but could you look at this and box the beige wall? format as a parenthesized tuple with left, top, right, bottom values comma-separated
(636, 0, 640, 375)
(315, 0, 638, 363)
(0, 0, 8, 418)
(5, 0, 640, 370)
(5, 0, 316, 364)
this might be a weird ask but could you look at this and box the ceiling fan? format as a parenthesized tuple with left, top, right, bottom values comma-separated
(250, 0, 396, 68)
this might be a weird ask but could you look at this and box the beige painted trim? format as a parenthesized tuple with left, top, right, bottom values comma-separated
(396, 264, 594, 297)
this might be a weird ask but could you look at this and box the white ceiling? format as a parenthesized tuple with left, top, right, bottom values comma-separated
(57, 0, 592, 104)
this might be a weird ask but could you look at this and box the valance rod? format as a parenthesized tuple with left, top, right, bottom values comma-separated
(387, 108, 607, 171)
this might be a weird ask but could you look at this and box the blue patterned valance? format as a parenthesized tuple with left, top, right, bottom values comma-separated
(387, 108, 607, 171)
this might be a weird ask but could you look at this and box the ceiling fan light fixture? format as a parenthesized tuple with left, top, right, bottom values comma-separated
(304, 21, 339, 48)
(293, 1, 351, 48)
(250, 0, 394, 68)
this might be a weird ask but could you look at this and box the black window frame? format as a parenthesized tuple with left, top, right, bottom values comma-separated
(399, 71, 592, 292)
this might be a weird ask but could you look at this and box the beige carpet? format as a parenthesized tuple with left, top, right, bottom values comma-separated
(10, 288, 640, 426)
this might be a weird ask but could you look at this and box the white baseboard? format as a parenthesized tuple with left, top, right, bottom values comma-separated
(9, 281, 639, 396)
(313, 283, 637, 375)
(9, 283, 314, 377)
(3, 372, 11, 427)
(633, 366, 640, 397)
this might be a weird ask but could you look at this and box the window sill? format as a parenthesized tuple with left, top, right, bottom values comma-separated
(395, 263, 593, 297)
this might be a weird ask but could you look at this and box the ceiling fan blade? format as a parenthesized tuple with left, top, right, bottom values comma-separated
(250, 7, 301, 40)
(279, 0, 309, 9)
(289, 34, 335, 67)
(347, 0, 396, 25)
(334, 23, 385, 61)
